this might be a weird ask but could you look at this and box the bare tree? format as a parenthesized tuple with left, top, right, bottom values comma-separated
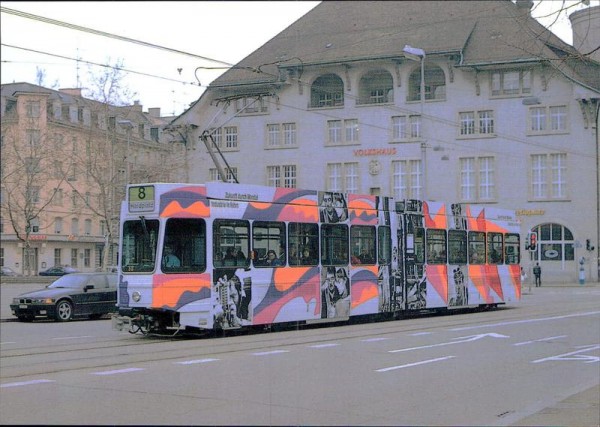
(0, 111, 67, 275)
(58, 59, 172, 270)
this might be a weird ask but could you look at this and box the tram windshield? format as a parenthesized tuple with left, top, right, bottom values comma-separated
(122, 218, 159, 272)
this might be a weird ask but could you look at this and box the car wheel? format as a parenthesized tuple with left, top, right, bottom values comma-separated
(55, 300, 73, 321)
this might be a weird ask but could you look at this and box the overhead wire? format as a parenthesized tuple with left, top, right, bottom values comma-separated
(1, 4, 594, 161)
(0, 6, 234, 67)
(1, 43, 203, 87)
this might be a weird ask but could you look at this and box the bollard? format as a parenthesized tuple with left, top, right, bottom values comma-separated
(579, 266, 585, 285)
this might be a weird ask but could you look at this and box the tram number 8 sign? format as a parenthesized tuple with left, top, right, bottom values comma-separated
(129, 185, 155, 213)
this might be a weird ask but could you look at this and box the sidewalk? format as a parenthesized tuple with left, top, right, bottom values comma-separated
(511, 384, 599, 426)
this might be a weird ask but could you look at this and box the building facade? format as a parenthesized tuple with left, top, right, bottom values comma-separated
(168, 1, 599, 283)
(1, 83, 174, 275)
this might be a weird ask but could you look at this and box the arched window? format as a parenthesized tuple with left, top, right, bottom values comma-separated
(358, 69, 394, 104)
(531, 223, 574, 262)
(310, 74, 344, 108)
(407, 65, 446, 102)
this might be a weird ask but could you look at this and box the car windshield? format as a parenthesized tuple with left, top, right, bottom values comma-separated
(48, 275, 88, 289)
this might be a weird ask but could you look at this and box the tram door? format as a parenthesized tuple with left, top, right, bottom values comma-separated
(395, 200, 426, 311)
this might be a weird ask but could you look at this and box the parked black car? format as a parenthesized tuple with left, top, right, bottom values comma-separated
(39, 266, 79, 276)
(10, 273, 117, 322)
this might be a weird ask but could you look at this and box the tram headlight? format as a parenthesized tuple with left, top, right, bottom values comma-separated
(132, 291, 141, 302)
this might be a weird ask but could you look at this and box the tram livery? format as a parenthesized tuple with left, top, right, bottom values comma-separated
(113, 182, 521, 334)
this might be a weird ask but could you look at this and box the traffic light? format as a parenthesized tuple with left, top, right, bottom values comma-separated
(527, 232, 537, 251)
(587, 239, 595, 251)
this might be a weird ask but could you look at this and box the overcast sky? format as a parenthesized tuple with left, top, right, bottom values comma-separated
(1, 1, 596, 116)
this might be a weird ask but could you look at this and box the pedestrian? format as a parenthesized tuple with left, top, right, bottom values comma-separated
(533, 262, 541, 287)
(520, 266, 527, 283)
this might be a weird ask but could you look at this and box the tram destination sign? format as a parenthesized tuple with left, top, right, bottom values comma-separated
(129, 185, 155, 213)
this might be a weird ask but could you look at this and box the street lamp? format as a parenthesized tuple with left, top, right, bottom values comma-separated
(117, 120, 133, 185)
(403, 44, 427, 199)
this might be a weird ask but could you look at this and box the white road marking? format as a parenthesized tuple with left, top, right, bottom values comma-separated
(451, 311, 600, 331)
(410, 332, 433, 336)
(0, 341, 17, 345)
(376, 356, 455, 372)
(389, 333, 509, 353)
(175, 358, 219, 365)
(1, 379, 55, 388)
(361, 337, 389, 342)
(252, 350, 289, 356)
(309, 343, 339, 348)
(91, 368, 145, 375)
(532, 344, 600, 364)
(514, 335, 567, 346)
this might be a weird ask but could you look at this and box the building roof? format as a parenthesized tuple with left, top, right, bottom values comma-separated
(1, 82, 164, 124)
(209, 0, 599, 92)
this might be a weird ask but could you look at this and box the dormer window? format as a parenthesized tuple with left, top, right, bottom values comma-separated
(491, 70, 531, 96)
(310, 74, 344, 108)
(407, 65, 446, 102)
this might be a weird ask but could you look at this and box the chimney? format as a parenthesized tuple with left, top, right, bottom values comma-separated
(515, 0, 534, 16)
(59, 88, 82, 97)
(148, 107, 161, 118)
(132, 100, 143, 112)
(569, 6, 600, 62)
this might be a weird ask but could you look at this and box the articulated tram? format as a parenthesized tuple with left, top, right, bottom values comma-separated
(112, 182, 521, 335)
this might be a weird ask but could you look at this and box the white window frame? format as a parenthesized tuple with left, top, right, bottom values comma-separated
(327, 162, 360, 193)
(458, 110, 495, 137)
(235, 97, 268, 114)
(459, 156, 496, 202)
(54, 248, 61, 266)
(391, 115, 421, 141)
(392, 160, 422, 199)
(84, 248, 91, 268)
(491, 69, 532, 97)
(266, 123, 297, 148)
(55, 217, 63, 234)
(71, 248, 78, 267)
(208, 126, 239, 151)
(528, 105, 568, 135)
(266, 165, 297, 188)
(327, 119, 359, 145)
(209, 167, 238, 183)
(84, 219, 92, 236)
(531, 153, 567, 200)
(71, 218, 79, 236)
(26, 101, 41, 118)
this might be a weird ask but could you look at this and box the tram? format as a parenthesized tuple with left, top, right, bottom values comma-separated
(112, 182, 521, 335)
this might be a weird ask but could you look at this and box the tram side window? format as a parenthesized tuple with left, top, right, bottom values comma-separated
(289, 222, 319, 266)
(253, 221, 286, 267)
(213, 219, 250, 268)
(351, 225, 376, 265)
(468, 231, 486, 264)
(122, 219, 159, 273)
(406, 227, 425, 264)
(378, 226, 391, 265)
(162, 218, 206, 273)
(426, 229, 447, 264)
(504, 233, 520, 264)
(448, 230, 467, 264)
(321, 224, 349, 266)
(487, 232, 503, 264)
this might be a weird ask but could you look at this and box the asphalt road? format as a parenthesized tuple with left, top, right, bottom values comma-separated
(1, 280, 598, 426)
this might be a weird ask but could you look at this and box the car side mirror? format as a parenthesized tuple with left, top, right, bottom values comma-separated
(84, 285, 94, 292)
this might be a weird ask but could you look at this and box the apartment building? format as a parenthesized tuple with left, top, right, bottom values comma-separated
(168, 1, 599, 283)
(0, 83, 173, 275)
